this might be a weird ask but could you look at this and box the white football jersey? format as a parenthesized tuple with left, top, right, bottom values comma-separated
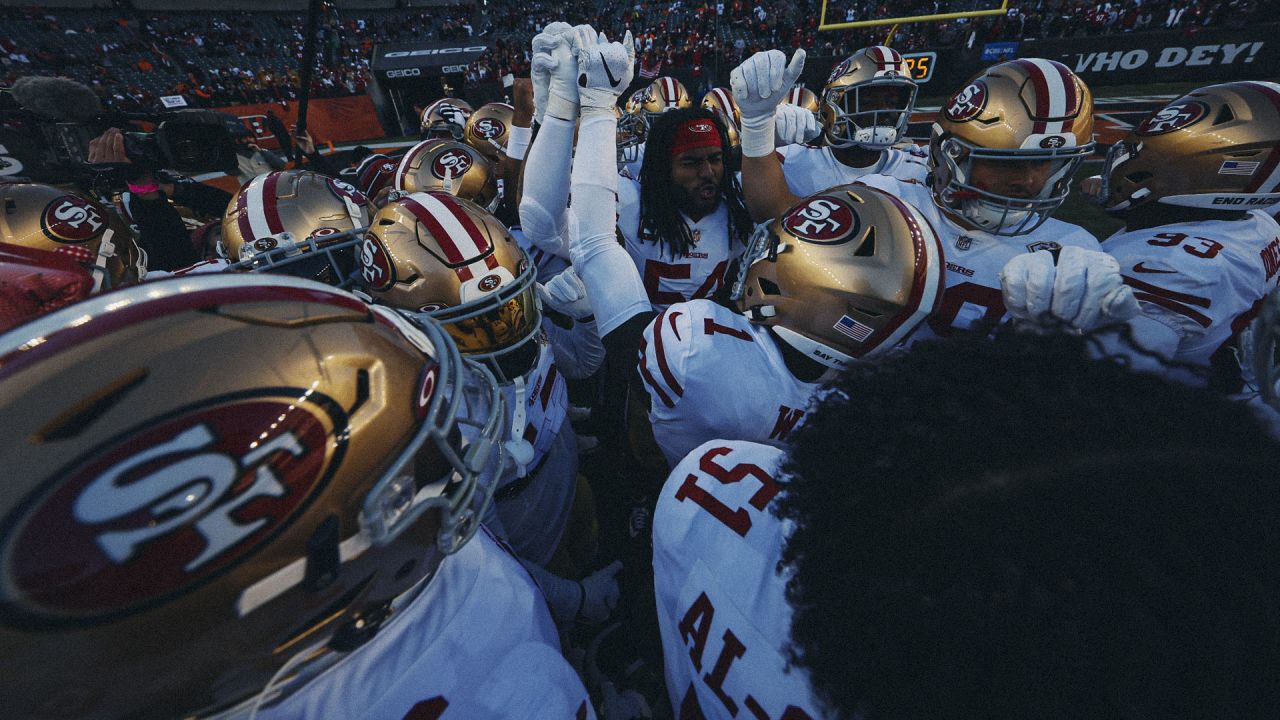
(857, 176, 1101, 340)
(654, 440, 825, 720)
(640, 299, 821, 467)
(258, 528, 595, 719)
(490, 334, 574, 566)
(1103, 211, 1280, 368)
(776, 142, 928, 198)
(618, 178, 744, 311)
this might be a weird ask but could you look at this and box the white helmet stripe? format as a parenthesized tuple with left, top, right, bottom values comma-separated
(1024, 58, 1070, 135)
(408, 191, 489, 261)
(245, 172, 277, 240)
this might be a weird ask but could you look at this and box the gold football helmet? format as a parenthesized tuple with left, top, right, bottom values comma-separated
(358, 191, 541, 382)
(464, 102, 514, 163)
(1103, 81, 1280, 213)
(618, 90, 650, 163)
(783, 85, 821, 115)
(821, 46, 918, 150)
(394, 138, 499, 212)
(221, 170, 370, 287)
(0, 182, 146, 291)
(640, 76, 693, 125)
(0, 242, 95, 332)
(0, 272, 504, 720)
(701, 87, 741, 156)
(731, 183, 945, 369)
(931, 58, 1095, 235)
(421, 97, 474, 141)
(354, 152, 400, 201)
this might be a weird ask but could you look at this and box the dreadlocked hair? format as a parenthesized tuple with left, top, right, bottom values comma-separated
(636, 107, 754, 259)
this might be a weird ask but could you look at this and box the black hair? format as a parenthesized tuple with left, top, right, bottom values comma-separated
(636, 107, 753, 259)
(777, 331, 1280, 720)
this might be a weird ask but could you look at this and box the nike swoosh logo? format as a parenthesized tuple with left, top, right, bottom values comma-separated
(1132, 262, 1178, 274)
(600, 52, 622, 87)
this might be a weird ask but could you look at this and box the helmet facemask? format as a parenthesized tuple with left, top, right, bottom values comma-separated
(823, 79, 917, 150)
(932, 129, 1089, 235)
(229, 227, 367, 289)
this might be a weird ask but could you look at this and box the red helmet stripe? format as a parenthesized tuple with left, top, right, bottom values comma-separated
(1242, 82, 1280, 192)
(1014, 59, 1053, 134)
(261, 171, 285, 235)
(234, 181, 254, 248)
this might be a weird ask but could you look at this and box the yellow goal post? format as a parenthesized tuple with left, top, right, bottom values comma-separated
(818, 1, 1010, 32)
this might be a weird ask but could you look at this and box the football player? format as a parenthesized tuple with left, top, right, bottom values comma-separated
(394, 138, 499, 212)
(0, 181, 147, 291)
(357, 191, 615, 626)
(0, 273, 597, 719)
(212, 169, 370, 285)
(421, 97, 474, 141)
(564, 35, 945, 466)
(770, 332, 1280, 719)
(734, 47, 928, 223)
(1002, 82, 1280, 385)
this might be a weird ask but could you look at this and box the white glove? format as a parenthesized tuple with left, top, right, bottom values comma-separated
(575, 30, 635, 114)
(1000, 247, 1140, 332)
(536, 266, 594, 320)
(541, 25, 584, 120)
(577, 560, 623, 624)
(531, 22, 572, 125)
(730, 49, 805, 157)
(1080, 174, 1104, 204)
(773, 103, 820, 146)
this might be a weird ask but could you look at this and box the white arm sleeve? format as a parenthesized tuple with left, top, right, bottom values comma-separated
(519, 115, 576, 259)
(543, 317, 606, 379)
(1090, 312, 1184, 374)
(569, 114, 651, 336)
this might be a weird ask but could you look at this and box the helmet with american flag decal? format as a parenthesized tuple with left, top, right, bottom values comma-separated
(358, 191, 541, 381)
(821, 46, 918, 150)
(220, 170, 370, 288)
(931, 58, 1095, 235)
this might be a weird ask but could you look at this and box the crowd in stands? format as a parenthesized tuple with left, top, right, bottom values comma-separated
(1, 0, 1271, 112)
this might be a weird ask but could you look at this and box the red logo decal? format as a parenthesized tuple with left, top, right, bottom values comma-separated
(473, 118, 506, 139)
(477, 274, 502, 292)
(782, 196, 860, 245)
(40, 196, 106, 244)
(3, 394, 340, 620)
(309, 227, 340, 238)
(944, 81, 988, 123)
(689, 121, 715, 133)
(328, 178, 368, 206)
(359, 232, 396, 292)
(415, 362, 439, 420)
(1137, 100, 1209, 136)
(1039, 135, 1067, 149)
(827, 58, 853, 85)
(418, 302, 448, 312)
(253, 237, 278, 252)
(431, 148, 475, 180)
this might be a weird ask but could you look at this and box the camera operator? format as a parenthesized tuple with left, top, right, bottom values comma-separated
(88, 128, 229, 271)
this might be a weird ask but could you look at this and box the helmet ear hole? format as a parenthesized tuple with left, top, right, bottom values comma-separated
(1213, 105, 1235, 125)
(757, 277, 782, 296)
(1126, 171, 1154, 183)
(854, 227, 877, 257)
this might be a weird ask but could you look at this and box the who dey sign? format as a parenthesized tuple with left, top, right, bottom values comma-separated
(1018, 23, 1278, 86)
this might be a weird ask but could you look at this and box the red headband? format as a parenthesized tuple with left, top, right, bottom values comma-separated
(670, 118, 722, 158)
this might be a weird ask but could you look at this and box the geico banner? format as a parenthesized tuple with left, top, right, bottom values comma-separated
(371, 41, 489, 75)
(1018, 23, 1278, 86)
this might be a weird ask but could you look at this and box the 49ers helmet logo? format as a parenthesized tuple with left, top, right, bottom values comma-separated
(473, 118, 506, 139)
(359, 232, 396, 292)
(41, 196, 106, 243)
(1137, 100, 1209, 136)
(827, 58, 853, 85)
(431, 148, 474, 180)
(1, 392, 344, 622)
(783, 195, 861, 245)
(944, 81, 988, 123)
(328, 178, 368, 206)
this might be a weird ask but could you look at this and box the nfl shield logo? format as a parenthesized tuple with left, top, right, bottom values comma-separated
(955, 235, 973, 251)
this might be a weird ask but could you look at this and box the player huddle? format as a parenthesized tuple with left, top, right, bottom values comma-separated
(1, 20, 1279, 720)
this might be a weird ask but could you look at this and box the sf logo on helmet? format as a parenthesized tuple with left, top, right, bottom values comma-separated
(827, 58, 853, 85)
(360, 233, 395, 291)
(1138, 100, 1209, 136)
(42, 197, 105, 243)
(431, 149, 474, 180)
(944, 81, 988, 123)
(783, 196, 860, 244)
(6, 398, 336, 617)
(474, 118, 505, 139)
